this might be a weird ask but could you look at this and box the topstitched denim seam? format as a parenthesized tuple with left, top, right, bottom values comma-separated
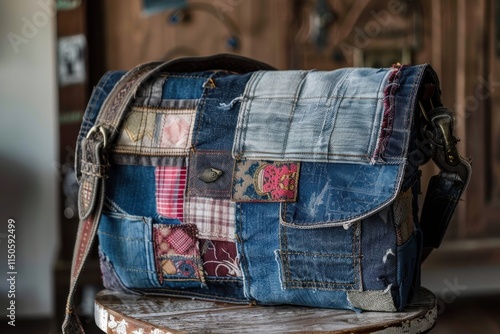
(367, 69, 391, 160)
(280, 71, 308, 158)
(241, 150, 370, 158)
(353, 222, 362, 290)
(131, 106, 197, 114)
(98, 231, 148, 242)
(325, 68, 353, 160)
(402, 66, 426, 159)
(192, 72, 219, 148)
(111, 264, 156, 274)
(238, 71, 263, 156)
(247, 96, 383, 100)
(281, 251, 359, 258)
(103, 197, 128, 215)
(236, 203, 252, 300)
(157, 74, 214, 80)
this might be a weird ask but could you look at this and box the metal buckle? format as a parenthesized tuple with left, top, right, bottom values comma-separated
(418, 101, 460, 168)
(86, 125, 108, 149)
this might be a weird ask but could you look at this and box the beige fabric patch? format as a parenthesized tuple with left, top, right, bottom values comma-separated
(347, 289, 397, 312)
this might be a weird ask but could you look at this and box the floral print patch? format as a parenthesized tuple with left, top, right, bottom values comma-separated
(200, 239, 241, 277)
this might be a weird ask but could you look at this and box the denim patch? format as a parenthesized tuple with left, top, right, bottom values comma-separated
(155, 166, 187, 221)
(360, 208, 398, 291)
(98, 248, 138, 295)
(153, 224, 205, 285)
(113, 106, 197, 156)
(280, 162, 401, 227)
(105, 165, 156, 217)
(200, 239, 241, 278)
(187, 151, 233, 199)
(192, 72, 253, 151)
(232, 160, 300, 202)
(397, 234, 419, 310)
(278, 222, 361, 290)
(184, 197, 235, 241)
(162, 74, 211, 100)
(97, 212, 159, 288)
(233, 69, 391, 163)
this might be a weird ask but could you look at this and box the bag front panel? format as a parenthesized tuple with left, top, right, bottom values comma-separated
(83, 64, 432, 311)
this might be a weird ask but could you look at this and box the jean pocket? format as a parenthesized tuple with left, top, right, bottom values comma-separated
(277, 221, 362, 291)
(97, 212, 159, 288)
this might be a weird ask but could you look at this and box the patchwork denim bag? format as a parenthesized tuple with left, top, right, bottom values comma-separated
(63, 54, 471, 333)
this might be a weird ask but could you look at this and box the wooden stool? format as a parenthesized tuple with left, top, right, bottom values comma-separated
(94, 288, 436, 333)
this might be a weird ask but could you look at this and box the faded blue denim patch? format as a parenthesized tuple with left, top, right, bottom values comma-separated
(280, 162, 402, 227)
(233, 69, 391, 163)
(97, 212, 159, 288)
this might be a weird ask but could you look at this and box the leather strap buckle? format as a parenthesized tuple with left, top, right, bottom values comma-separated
(86, 125, 108, 149)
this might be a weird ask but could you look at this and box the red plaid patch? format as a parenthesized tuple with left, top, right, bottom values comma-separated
(166, 227, 195, 254)
(155, 166, 186, 220)
(154, 224, 198, 256)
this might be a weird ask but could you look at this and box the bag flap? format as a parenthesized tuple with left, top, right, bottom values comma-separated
(232, 64, 439, 227)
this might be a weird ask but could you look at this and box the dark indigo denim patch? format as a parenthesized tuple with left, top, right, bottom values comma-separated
(191, 72, 253, 151)
(278, 222, 361, 290)
(360, 208, 398, 291)
(396, 233, 419, 310)
(105, 165, 156, 217)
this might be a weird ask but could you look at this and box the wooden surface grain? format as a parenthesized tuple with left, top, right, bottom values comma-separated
(94, 288, 436, 334)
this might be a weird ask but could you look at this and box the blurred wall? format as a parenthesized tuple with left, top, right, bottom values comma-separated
(0, 0, 58, 317)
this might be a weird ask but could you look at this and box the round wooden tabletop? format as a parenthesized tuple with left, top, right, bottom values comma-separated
(94, 287, 436, 334)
